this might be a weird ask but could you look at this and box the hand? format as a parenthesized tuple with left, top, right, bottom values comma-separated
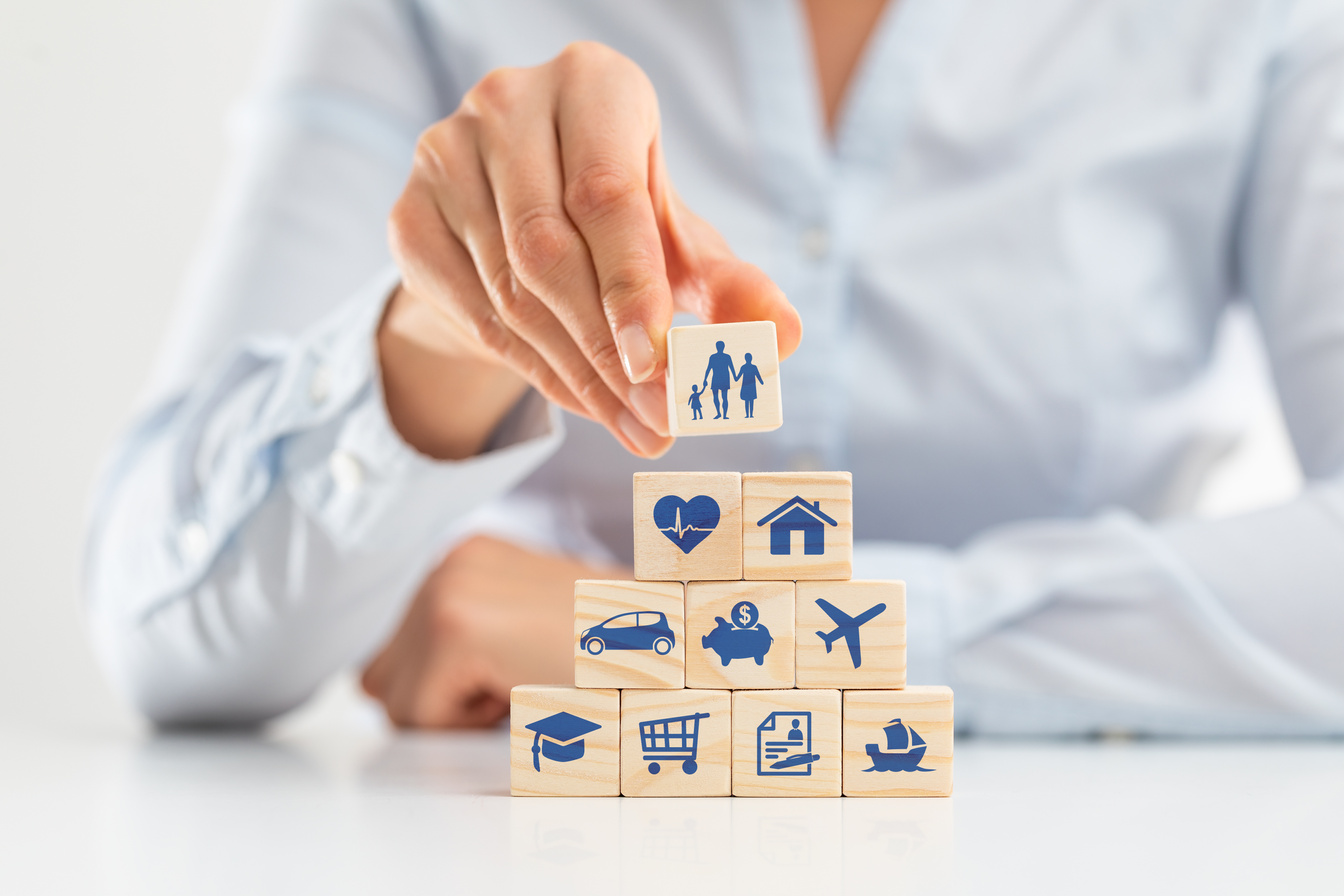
(379, 41, 802, 461)
(360, 535, 628, 729)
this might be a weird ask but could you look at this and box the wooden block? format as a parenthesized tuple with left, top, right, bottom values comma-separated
(665, 321, 782, 437)
(510, 685, 620, 796)
(843, 687, 953, 797)
(742, 472, 852, 580)
(620, 689, 731, 797)
(685, 581, 795, 690)
(795, 580, 906, 689)
(731, 689, 841, 797)
(574, 580, 685, 689)
(633, 472, 742, 581)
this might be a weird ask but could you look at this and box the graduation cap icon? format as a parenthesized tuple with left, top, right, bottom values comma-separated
(526, 711, 602, 772)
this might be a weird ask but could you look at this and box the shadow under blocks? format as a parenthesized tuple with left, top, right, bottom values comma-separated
(510, 323, 953, 797)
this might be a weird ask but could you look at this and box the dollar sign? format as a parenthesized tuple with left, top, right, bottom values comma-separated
(738, 603, 751, 626)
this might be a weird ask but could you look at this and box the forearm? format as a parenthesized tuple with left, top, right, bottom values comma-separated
(378, 284, 530, 460)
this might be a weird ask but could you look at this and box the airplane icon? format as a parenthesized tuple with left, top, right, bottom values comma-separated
(814, 598, 886, 669)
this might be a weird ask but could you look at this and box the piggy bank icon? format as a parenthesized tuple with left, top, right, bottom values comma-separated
(701, 611, 774, 666)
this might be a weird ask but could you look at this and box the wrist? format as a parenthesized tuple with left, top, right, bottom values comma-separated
(376, 285, 530, 460)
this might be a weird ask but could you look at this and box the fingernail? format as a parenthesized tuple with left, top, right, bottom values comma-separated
(628, 381, 669, 436)
(618, 409, 671, 457)
(616, 324, 656, 383)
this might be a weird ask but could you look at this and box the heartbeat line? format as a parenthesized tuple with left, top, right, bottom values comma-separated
(658, 507, 710, 539)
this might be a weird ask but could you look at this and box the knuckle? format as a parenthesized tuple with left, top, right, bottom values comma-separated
(569, 363, 614, 412)
(462, 66, 523, 117)
(386, 196, 418, 264)
(411, 119, 468, 182)
(564, 162, 639, 223)
(429, 598, 468, 645)
(506, 206, 576, 284)
(472, 310, 515, 359)
(586, 337, 625, 381)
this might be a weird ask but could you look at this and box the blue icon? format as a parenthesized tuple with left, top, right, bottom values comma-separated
(654, 494, 720, 554)
(525, 711, 601, 772)
(639, 711, 711, 775)
(580, 611, 676, 656)
(701, 600, 773, 666)
(863, 719, 935, 773)
(695, 340, 768, 420)
(814, 598, 886, 669)
(757, 497, 837, 555)
(757, 711, 820, 775)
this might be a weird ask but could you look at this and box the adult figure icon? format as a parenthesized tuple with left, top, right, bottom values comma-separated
(735, 352, 765, 418)
(701, 340, 738, 420)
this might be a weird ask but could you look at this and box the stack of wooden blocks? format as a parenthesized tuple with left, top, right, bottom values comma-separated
(510, 322, 953, 798)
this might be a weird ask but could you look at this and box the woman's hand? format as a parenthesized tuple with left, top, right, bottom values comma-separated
(378, 41, 802, 461)
(360, 535, 628, 728)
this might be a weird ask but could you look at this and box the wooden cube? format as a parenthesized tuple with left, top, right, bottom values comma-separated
(510, 685, 621, 796)
(685, 581, 795, 690)
(633, 472, 742, 581)
(795, 580, 906, 689)
(574, 580, 686, 689)
(742, 472, 852, 580)
(843, 687, 953, 797)
(731, 689, 841, 797)
(665, 321, 782, 437)
(621, 689, 731, 797)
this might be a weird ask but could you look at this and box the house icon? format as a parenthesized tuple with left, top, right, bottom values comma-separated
(757, 496, 838, 555)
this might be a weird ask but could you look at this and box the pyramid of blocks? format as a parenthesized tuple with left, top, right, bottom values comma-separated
(510, 324, 953, 798)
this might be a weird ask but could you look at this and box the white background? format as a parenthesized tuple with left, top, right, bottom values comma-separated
(0, 0, 1303, 736)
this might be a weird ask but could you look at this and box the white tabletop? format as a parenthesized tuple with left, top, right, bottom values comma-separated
(2, 722, 1340, 895)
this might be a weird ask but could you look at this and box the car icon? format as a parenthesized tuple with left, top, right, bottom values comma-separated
(580, 611, 676, 656)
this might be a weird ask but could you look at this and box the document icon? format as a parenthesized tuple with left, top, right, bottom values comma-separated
(756, 711, 821, 776)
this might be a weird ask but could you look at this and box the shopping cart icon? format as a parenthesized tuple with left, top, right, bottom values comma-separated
(639, 711, 711, 775)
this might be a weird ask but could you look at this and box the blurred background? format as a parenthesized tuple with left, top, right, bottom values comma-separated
(0, 0, 1303, 737)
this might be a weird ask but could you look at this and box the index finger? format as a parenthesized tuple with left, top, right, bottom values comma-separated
(555, 52, 673, 386)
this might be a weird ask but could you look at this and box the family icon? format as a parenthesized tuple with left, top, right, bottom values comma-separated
(693, 341, 766, 421)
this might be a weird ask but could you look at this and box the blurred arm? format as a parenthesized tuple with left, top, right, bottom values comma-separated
(82, 0, 560, 726)
(859, 0, 1344, 736)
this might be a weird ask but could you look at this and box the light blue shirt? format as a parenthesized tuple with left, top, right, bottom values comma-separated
(85, 0, 1344, 732)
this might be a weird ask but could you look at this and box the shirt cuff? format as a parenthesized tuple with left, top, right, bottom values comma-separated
(283, 268, 564, 552)
(852, 540, 954, 688)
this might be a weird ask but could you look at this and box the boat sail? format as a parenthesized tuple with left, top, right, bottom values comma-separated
(863, 718, 933, 773)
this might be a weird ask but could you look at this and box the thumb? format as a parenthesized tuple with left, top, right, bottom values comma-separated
(659, 192, 803, 361)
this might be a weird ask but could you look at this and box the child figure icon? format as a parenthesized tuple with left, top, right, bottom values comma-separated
(688, 385, 704, 420)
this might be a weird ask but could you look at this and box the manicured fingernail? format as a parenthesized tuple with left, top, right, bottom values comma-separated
(616, 324, 656, 383)
(628, 381, 669, 436)
(618, 409, 671, 457)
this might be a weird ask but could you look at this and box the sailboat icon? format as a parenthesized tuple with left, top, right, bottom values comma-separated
(863, 719, 935, 773)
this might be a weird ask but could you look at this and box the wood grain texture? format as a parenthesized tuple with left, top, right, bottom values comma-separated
(795, 580, 906, 689)
(742, 472, 852, 580)
(574, 580, 686, 689)
(842, 687, 953, 797)
(621, 689, 731, 797)
(731, 689, 841, 797)
(685, 581, 795, 690)
(633, 472, 742, 581)
(510, 686, 620, 796)
(665, 321, 782, 437)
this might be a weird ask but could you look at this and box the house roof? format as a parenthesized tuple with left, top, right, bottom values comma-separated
(757, 496, 838, 527)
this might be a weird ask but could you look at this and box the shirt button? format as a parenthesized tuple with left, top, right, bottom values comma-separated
(789, 451, 824, 472)
(800, 226, 830, 261)
(309, 363, 332, 406)
(329, 450, 364, 492)
(178, 520, 209, 561)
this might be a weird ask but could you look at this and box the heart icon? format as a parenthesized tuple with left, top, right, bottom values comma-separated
(653, 495, 720, 554)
